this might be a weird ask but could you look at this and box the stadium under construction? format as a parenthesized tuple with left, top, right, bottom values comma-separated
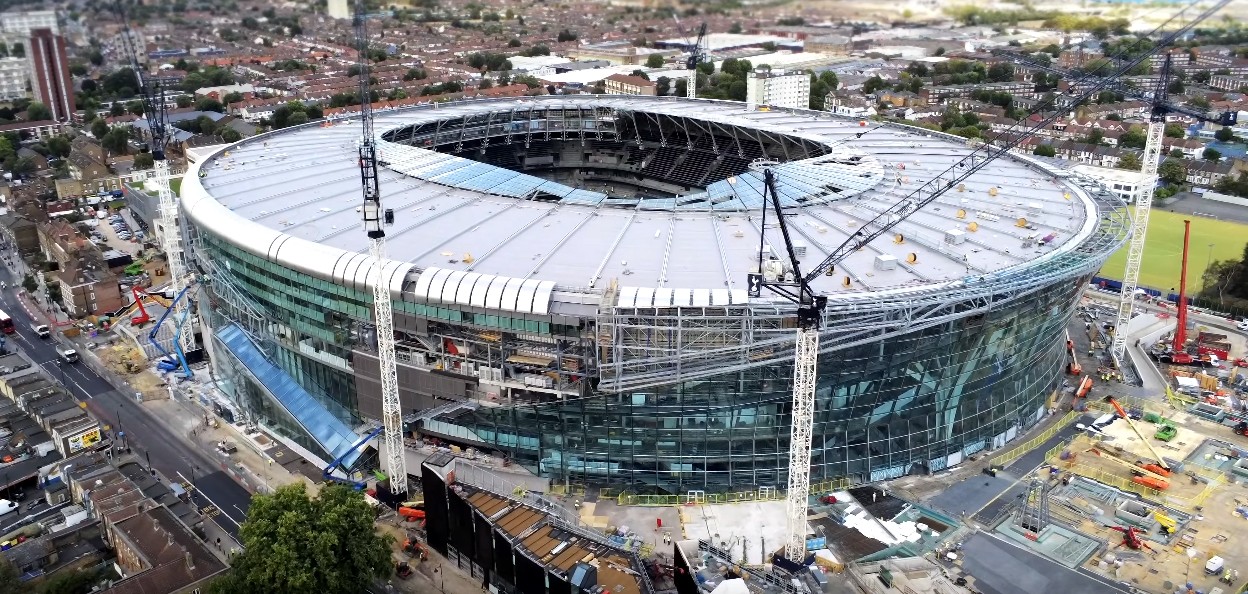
(180, 95, 1131, 493)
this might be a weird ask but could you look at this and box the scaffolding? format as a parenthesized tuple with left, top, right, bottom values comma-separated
(595, 187, 1130, 393)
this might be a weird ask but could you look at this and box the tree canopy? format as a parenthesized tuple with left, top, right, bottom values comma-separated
(205, 484, 392, 594)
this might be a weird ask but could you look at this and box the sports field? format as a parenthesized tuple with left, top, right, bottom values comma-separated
(1098, 208, 1248, 292)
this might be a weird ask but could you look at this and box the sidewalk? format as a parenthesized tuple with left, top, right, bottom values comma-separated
(143, 395, 316, 496)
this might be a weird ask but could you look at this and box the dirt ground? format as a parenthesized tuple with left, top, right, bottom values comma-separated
(96, 344, 169, 400)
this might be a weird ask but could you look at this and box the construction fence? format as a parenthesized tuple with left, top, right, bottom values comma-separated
(1044, 438, 1223, 514)
(990, 409, 1082, 470)
(613, 477, 853, 507)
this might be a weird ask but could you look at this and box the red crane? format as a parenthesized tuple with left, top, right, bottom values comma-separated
(131, 286, 153, 325)
(1173, 220, 1191, 352)
(1108, 525, 1154, 552)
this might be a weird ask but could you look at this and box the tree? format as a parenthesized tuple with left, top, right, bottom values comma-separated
(220, 127, 243, 142)
(863, 75, 886, 94)
(134, 152, 154, 169)
(986, 63, 1014, 82)
(46, 135, 70, 158)
(101, 127, 129, 154)
(674, 77, 687, 97)
(1084, 128, 1105, 145)
(729, 22, 743, 34)
(37, 567, 102, 594)
(1215, 127, 1235, 142)
(21, 273, 36, 293)
(1033, 144, 1056, 157)
(645, 53, 665, 69)
(1203, 147, 1222, 161)
(1118, 152, 1141, 170)
(1158, 159, 1187, 185)
(557, 29, 578, 42)
(26, 101, 51, 121)
(1164, 123, 1186, 138)
(204, 484, 391, 594)
(656, 76, 671, 96)
(288, 111, 308, 126)
(0, 556, 18, 594)
(90, 118, 109, 139)
(196, 97, 225, 113)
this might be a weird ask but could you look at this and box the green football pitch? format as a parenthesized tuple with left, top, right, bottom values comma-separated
(1097, 208, 1248, 292)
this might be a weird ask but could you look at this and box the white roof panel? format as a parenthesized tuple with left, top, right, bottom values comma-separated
(186, 95, 1102, 300)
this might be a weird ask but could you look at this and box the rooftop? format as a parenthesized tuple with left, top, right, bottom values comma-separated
(186, 96, 1103, 299)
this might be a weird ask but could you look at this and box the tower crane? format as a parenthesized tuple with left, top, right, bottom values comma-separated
(1001, 51, 1235, 367)
(114, 1, 195, 367)
(672, 15, 707, 99)
(750, 0, 1229, 565)
(353, 0, 407, 495)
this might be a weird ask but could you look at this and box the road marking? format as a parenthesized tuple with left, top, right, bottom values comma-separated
(178, 471, 243, 530)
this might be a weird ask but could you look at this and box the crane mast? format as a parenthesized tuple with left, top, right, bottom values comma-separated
(1110, 54, 1173, 366)
(115, 2, 194, 357)
(353, 0, 407, 494)
(757, 0, 1227, 565)
(672, 16, 706, 99)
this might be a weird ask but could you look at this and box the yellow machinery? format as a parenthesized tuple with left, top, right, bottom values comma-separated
(1155, 511, 1178, 534)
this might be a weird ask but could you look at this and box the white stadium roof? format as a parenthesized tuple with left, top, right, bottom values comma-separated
(184, 96, 1099, 303)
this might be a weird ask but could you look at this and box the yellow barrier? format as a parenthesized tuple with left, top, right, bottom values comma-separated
(549, 484, 587, 497)
(990, 410, 1081, 469)
(616, 477, 852, 507)
(1045, 440, 1224, 514)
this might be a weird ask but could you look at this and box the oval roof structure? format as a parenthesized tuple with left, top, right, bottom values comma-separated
(184, 96, 1098, 298)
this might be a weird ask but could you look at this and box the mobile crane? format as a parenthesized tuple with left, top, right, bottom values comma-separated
(751, 0, 1230, 564)
(114, 1, 195, 359)
(352, 0, 408, 495)
(1002, 50, 1236, 368)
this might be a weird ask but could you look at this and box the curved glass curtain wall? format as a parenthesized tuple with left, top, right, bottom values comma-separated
(452, 276, 1088, 493)
(197, 216, 1092, 493)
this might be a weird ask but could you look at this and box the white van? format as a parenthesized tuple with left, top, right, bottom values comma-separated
(0, 499, 16, 517)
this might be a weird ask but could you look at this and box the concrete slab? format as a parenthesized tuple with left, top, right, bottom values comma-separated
(961, 532, 1130, 594)
(680, 500, 789, 565)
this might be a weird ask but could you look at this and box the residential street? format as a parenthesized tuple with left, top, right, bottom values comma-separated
(0, 249, 252, 538)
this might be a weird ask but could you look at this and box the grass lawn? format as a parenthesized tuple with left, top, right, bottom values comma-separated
(1098, 208, 1248, 292)
(170, 177, 182, 196)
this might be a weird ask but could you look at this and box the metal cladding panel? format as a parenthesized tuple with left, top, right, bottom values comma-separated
(499, 277, 524, 311)
(617, 286, 638, 308)
(412, 267, 437, 301)
(470, 274, 494, 308)
(515, 280, 539, 314)
(671, 288, 692, 307)
(439, 270, 469, 304)
(653, 287, 673, 308)
(348, 254, 375, 293)
(711, 289, 730, 306)
(635, 287, 655, 308)
(422, 268, 455, 305)
(455, 272, 483, 305)
(531, 281, 556, 315)
(484, 276, 510, 309)
(273, 233, 354, 283)
(692, 289, 711, 307)
(385, 261, 415, 296)
(730, 289, 749, 304)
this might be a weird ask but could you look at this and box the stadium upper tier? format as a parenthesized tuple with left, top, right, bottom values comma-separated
(185, 96, 1096, 301)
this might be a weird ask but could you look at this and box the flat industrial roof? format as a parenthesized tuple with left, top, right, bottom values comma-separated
(185, 96, 1098, 304)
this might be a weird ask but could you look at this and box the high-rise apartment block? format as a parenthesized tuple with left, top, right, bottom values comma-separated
(745, 67, 811, 111)
(29, 28, 74, 121)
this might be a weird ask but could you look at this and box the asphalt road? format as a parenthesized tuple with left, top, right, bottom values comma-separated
(0, 260, 251, 537)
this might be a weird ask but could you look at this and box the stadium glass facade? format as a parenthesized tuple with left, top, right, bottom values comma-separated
(437, 277, 1087, 493)
(197, 206, 1090, 491)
